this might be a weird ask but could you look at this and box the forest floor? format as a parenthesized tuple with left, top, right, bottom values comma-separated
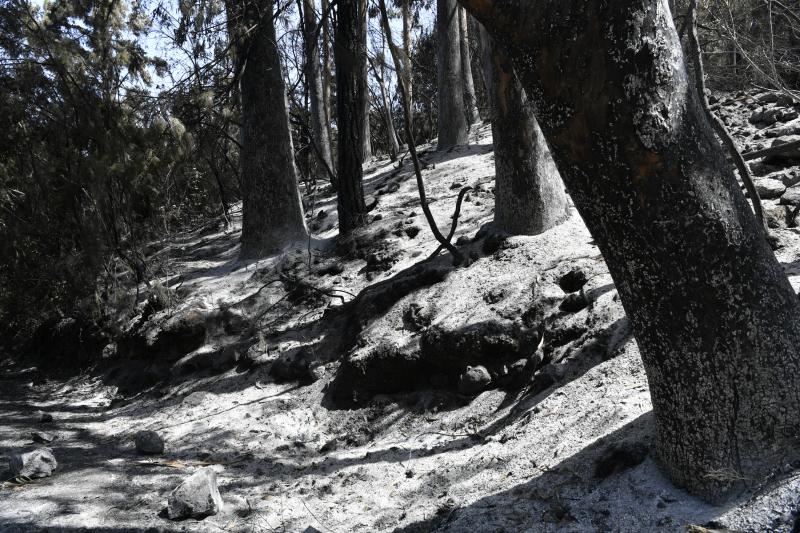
(4, 93, 800, 532)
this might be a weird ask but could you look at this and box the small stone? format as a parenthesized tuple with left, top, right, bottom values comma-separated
(560, 291, 589, 313)
(9, 448, 57, 478)
(456, 236, 470, 246)
(458, 365, 492, 395)
(404, 226, 421, 238)
(559, 268, 589, 293)
(167, 468, 224, 519)
(36, 411, 53, 423)
(781, 186, 800, 206)
(31, 431, 56, 444)
(752, 178, 786, 200)
(387, 182, 400, 193)
(135, 430, 165, 455)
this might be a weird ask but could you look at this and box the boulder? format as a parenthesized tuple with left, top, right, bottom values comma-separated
(9, 448, 57, 478)
(458, 365, 492, 395)
(167, 468, 224, 519)
(135, 430, 165, 455)
(751, 178, 786, 199)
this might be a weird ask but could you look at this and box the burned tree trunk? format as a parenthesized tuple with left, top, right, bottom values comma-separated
(236, 0, 308, 258)
(488, 40, 569, 235)
(335, 0, 368, 233)
(462, 0, 800, 499)
(302, 0, 334, 183)
(436, 0, 469, 149)
(476, 23, 496, 122)
(459, 7, 480, 125)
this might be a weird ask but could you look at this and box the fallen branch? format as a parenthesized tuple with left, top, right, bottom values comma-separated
(742, 139, 800, 161)
(376, 0, 465, 265)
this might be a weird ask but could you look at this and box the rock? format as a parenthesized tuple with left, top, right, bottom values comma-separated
(386, 182, 400, 193)
(135, 430, 165, 455)
(751, 178, 786, 199)
(780, 109, 800, 123)
(765, 203, 791, 228)
(560, 291, 589, 313)
(365, 196, 378, 211)
(781, 186, 800, 206)
(559, 269, 589, 293)
(764, 135, 800, 166)
(9, 448, 57, 478)
(458, 365, 492, 395)
(31, 431, 56, 444)
(404, 226, 421, 238)
(183, 391, 214, 407)
(456, 236, 470, 246)
(36, 411, 53, 423)
(167, 468, 224, 519)
(481, 231, 507, 255)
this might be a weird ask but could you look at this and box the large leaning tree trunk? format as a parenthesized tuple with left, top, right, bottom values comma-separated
(462, 0, 800, 500)
(458, 7, 480, 125)
(436, 0, 469, 149)
(334, 0, 369, 233)
(236, 0, 307, 259)
(487, 38, 569, 235)
(301, 0, 334, 184)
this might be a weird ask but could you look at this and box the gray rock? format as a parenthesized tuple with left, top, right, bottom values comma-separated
(458, 365, 492, 395)
(781, 186, 800, 206)
(167, 468, 224, 519)
(36, 411, 53, 423)
(752, 178, 786, 199)
(9, 448, 57, 478)
(31, 431, 56, 444)
(135, 430, 165, 455)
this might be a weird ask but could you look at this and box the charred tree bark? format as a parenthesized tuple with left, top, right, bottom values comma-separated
(459, 7, 480, 125)
(488, 41, 569, 235)
(436, 0, 469, 149)
(476, 23, 496, 122)
(236, 0, 308, 259)
(462, 0, 800, 500)
(302, 0, 334, 184)
(321, 0, 333, 137)
(401, 0, 414, 117)
(335, 0, 368, 233)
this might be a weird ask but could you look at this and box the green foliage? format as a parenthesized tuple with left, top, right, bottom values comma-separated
(0, 0, 239, 342)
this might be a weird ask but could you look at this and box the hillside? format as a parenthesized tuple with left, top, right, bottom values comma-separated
(4, 94, 800, 532)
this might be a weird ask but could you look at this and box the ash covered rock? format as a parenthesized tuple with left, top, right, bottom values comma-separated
(167, 467, 224, 519)
(9, 448, 57, 478)
(135, 430, 165, 455)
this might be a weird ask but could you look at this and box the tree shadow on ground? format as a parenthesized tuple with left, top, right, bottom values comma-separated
(388, 411, 729, 532)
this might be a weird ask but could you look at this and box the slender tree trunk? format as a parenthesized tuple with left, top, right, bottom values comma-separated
(476, 23, 496, 122)
(459, 7, 480, 125)
(374, 58, 401, 161)
(321, 0, 333, 140)
(401, 0, 414, 120)
(301, 0, 334, 184)
(437, 0, 469, 149)
(235, 0, 307, 259)
(463, 0, 800, 500)
(335, 0, 368, 233)
(488, 40, 569, 235)
(360, 7, 373, 161)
